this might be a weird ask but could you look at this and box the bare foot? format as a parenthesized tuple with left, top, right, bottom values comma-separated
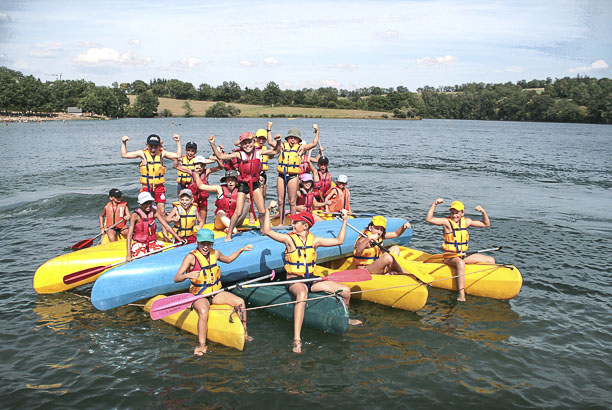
(224, 235, 232, 242)
(194, 344, 207, 356)
(457, 290, 466, 302)
(245, 334, 254, 343)
(349, 319, 362, 326)
(292, 339, 302, 354)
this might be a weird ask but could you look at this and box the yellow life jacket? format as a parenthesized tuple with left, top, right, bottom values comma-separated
(139, 150, 166, 190)
(172, 201, 198, 239)
(284, 232, 317, 278)
(276, 141, 302, 175)
(189, 249, 222, 296)
(352, 230, 382, 267)
(176, 155, 195, 185)
(256, 142, 269, 172)
(442, 217, 469, 257)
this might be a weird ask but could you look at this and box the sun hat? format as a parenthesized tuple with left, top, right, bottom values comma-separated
(337, 174, 349, 184)
(147, 134, 161, 146)
(286, 128, 302, 142)
(179, 189, 193, 198)
(220, 170, 239, 183)
(196, 228, 215, 243)
(137, 191, 155, 204)
(371, 215, 387, 229)
(256, 129, 267, 138)
(185, 141, 197, 150)
(450, 201, 465, 211)
(299, 173, 313, 182)
(239, 132, 255, 142)
(194, 155, 208, 164)
(109, 188, 122, 198)
(289, 211, 315, 228)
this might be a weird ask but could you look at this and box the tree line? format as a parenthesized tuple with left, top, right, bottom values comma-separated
(1, 66, 611, 123)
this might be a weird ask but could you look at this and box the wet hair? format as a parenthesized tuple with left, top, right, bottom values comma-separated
(367, 222, 386, 239)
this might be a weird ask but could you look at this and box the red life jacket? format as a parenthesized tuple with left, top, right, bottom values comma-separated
(215, 185, 238, 218)
(133, 207, 157, 243)
(297, 190, 316, 212)
(104, 201, 129, 229)
(237, 148, 262, 183)
(314, 170, 332, 200)
(223, 148, 240, 171)
(188, 172, 210, 203)
(299, 157, 310, 174)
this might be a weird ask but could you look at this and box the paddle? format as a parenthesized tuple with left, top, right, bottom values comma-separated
(62, 241, 185, 285)
(344, 220, 434, 283)
(150, 271, 277, 320)
(71, 220, 125, 250)
(423, 246, 503, 263)
(238, 269, 372, 289)
(316, 211, 377, 217)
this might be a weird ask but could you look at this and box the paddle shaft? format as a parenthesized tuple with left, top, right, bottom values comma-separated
(240, 269, 371, 289)
(344, 220, 393, 254)
(71, 219, 126, 249)
(426, 246, 502, 261)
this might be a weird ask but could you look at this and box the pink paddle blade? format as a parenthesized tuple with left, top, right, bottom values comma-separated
(325, 269, 371, 282)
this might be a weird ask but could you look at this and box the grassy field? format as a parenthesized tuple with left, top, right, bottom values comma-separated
(129, 95, 398, 119)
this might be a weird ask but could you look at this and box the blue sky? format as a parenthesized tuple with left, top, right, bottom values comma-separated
(1, 0, 610, 91)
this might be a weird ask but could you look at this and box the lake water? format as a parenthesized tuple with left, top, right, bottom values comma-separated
(0, 118, 610, 408)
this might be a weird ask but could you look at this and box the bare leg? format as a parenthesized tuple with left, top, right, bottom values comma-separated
(198, 208, 207, 226)
(444, 256, 466, 301)
(225, 193, 248, 241)
(107, 229, 118, 242)
(286, 177, 300, 216)
(212, 292, 253, 342)
(287, 282, 308, 353)
(276, 175, 286, 224)
(192, 298, 211, 356)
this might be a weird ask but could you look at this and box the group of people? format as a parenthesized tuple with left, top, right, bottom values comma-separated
(96, 124, 495, 355)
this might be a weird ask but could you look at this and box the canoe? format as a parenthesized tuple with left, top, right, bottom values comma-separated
(314, 261, 429, 311)
(91, 218, 412, 311)
(232, 286, 349, 334)
(33, 224, 236, 294)
(143, 296, 245, 351)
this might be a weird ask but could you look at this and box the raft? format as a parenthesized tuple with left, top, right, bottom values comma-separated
(143, 296, 245, 351)
(91, 218, 413, 311)
(232, 286, 349, 334)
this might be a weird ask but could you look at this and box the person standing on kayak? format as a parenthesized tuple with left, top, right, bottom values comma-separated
(261, 203, 361, 354)
(173, 228, 254, 356)
(125, 192, 184, 261)
(121, 133, 183, 222)
(426, 198, 495, 301)
(353, 216, 411, 274)
(166, 189, 202, 244)
(174, 141, 198, 195)
(99, 188, 130, 242)
(208, 132, 281, 241)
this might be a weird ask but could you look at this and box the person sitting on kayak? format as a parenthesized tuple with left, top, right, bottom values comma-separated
(121, 133, 182, 222)
(261, 203, 361, 354)
(296, 173, 329, 221)
(426, 198, 495, 302)
(353, 216, 411, 274)
(176, 155, 222, 227)
(208, 132, 281, 241)
(173, 228, 254, 356)
(267, 124, 320, 221)
(173, 141, 198, 195)
(98, 188, 130, 242)
(325, 174, 352, 214)
(125, 192, 183, 261)
(189, 169, 249, 235)
(166, 189, 202, 244)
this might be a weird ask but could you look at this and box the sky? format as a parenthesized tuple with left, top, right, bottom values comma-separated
(1, 0, 611, 91)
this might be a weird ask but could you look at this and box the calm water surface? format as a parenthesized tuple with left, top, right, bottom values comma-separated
(0, 118, 610, 408)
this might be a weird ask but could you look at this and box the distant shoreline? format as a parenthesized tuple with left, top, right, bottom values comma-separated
(1, 113, 108, 123)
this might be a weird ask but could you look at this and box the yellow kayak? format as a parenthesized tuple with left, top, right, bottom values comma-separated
(314, 258, 429, 312)
(143, 296, 245, 351)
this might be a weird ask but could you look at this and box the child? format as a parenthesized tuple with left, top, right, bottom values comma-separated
(174, 141, 198, 194)
(98, 188, 130, 242)
(173, 228, 253, 356)
(325, 174, 352, 214)
(311, 152, 332, 203)
(353, 216, 411, 273)
(425, 198, 495, 302)
(177, 155, 222, 227)
(261, 204, 360, 353)
(166, 189, 202, 244)
(126, 192, 183, 261)
(296, 173, 329, 221)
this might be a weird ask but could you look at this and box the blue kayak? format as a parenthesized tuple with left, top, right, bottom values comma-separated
(91, 218, 412, 311)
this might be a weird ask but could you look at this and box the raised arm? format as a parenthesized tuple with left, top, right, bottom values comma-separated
(120, 136, 145, 159)
(299, 124, 320, 153)
(261, 134, 282, 156)
(468, 205, 491, 228)
(189, 173, 223, 195)
(162, 134, 182, 160)
(385, 222, 412, 239)
(266, 121, 277, 148)
(315, 210, 348, 247)
(426, 198, 448, 226)
(217, 245, 253, 264)
(261, 201, 291, 244)
(209, 135, 239, 161)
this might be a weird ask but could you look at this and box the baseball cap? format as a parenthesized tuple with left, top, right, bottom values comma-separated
(179, 189, 193, 198)
(196, 228, 215, 243)
(450, 201, 465, 211)
(108, 188, 122, 198)
(289, 211, 315, 228)
(371, 215, 387, 229)
(256, 129, 267, 138)
(147, 134, 161, 146)
(239, 132, 254, 142)
(185, 141, 197, 150)
(137, 191, 155, 204)
(337, 174, 349, 184)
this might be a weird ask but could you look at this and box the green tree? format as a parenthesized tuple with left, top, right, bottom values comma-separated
(205, 102, 240, 117)
(182, 100, 193, 117)
(129, 91, 159, 117)
(215, 81, 242, 102)
(263, 81, 282, 105)
(197, 83, 214, 100)
(128, 80, 149, 95)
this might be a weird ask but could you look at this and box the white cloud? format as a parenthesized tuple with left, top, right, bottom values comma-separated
(301, 78, 342, 88)
(416, 55, 458, 66)
(240, 60, 257, 67)
(0, 12, 10, 22)
(328, 63, 359, 71)
(14, 59, 28, 69)
(129, 39, 141, 46)
(569, 59, 609, 73)
(72, 47, 151, 66)
(76, 40, 104, 48)
(373, 29, 399, 40)
(170, 57, 202, 70)
(263, 56, 279, 66)
(30, 42, 63, 58)
(281, 81, 292, 89)
(504, 66, 524, 73)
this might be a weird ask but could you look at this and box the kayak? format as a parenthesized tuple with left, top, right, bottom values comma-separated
(91, 218, 413, 311)
(314, 260, 429, 311)
(33, 225, 238, 294)
(143, 296, 245, 351)
(232, 286, 349, 334)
